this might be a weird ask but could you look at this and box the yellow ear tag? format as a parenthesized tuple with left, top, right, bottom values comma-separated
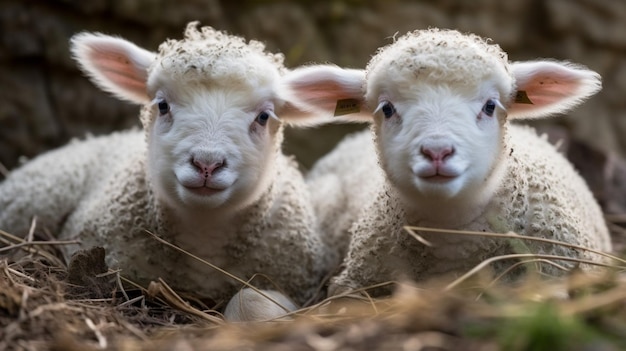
(515, 90, 533, 104)
(334, 98, 361, 116)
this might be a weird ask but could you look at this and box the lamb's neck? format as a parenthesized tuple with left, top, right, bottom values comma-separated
(380, 178, 479, 226)
(402, 196, 488, 228)
(399, 155, 509, 228)
(157, 184, 276, 247)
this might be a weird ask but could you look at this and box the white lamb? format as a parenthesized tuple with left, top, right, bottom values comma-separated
(285, 28, 613, 295)
(0, 22, 336, 320)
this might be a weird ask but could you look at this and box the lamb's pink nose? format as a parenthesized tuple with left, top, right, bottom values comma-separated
(192, 158, 225, 177)
(421, 145, 454, 163)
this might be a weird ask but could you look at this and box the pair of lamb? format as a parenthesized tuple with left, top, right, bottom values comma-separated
(0, 23, 611, 322)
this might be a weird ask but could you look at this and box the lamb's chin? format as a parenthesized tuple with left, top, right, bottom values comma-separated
(173, 185, 233, 209)
(413, 176, 465, 199)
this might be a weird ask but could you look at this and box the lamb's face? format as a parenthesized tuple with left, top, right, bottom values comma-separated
(143, 40, 284, 212)
(70, 22, 324, 214)
(364, 30, 514, 204)
(145, 80, 282, 211)
(369, 79, 506, 202)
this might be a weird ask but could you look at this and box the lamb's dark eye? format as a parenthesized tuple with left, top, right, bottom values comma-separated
(256, 111, 270, 126)
(381, 102, 396, 118)
(482, 99, 496, 117)
(157, 100, 170, 115)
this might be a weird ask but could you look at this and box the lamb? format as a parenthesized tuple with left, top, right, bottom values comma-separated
(285, 28, 613, 296)
(0, 22, 336, 321)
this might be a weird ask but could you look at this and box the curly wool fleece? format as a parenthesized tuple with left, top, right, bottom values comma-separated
(0, 22, 332, 307)
(329, 125, 611, 295)
(297, 29, 611, 295)
(365, 28, 514, 105)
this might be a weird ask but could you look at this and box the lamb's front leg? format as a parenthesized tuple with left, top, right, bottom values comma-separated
(328, 226, 396, 297)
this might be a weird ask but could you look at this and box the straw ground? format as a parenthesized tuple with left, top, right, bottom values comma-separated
(1, 217, 626, 351)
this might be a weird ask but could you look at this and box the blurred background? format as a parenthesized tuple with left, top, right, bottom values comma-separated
(1, 0, 625, 174)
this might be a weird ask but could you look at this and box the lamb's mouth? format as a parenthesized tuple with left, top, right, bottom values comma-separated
(184, 186, 227, 196)
(419, 174, 458, 183)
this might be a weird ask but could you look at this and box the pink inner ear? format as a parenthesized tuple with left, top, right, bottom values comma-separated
(511, 71, 586, 117)
(89, 49, 146, 95)
(524, 74, 579, 106)
(290, 79, 361, 113)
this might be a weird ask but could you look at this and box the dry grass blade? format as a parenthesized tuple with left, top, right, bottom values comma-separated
(0, 229, 74, 267)
(293, 281, 398, 320)
(404, 228, 434, 247)
(85, 317, 108, 349)
(118, 275, 146, 291)
(117, 295, 144, 308)
(475, 258, 571, 300)
(116, 318, 150, 342)
(5, 265, 36, 283)
(26, 217, 36, 243)
(104, 269, 132, 302)
(145, 230, 294, 315)
(445, 253, 617, 291)
(29, 302, 85, 318)
(147, 278, 224, 325)
(404, 226, 626, 266)
(486, 258, 568, 284)
(116, 275, 182, 311)
(0, 239, 80, 253)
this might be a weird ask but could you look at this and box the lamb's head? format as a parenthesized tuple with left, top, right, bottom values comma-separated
(71, 22, 319, 212)
(284, 28, 601, 209)
(362, 29, 515, 201)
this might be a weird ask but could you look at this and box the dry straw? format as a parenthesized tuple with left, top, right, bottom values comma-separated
(1, 217, 625, 350)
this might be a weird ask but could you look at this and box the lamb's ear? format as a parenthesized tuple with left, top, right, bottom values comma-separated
(507, 60, 601, 120)
(278, 65, 372, 126)
(70, 32, 156, 105)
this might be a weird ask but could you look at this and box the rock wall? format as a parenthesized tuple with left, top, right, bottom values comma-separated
(1, 0, 625, 170)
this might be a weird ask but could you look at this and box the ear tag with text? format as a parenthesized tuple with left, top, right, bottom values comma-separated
(515, 90, 533, 104)
(334, 98, 361, 116)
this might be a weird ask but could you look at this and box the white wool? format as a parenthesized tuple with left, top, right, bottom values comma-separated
(324, 125, 611, 295)
(285, 28, 611, 296)
(0, 22, 333, 321)
(365, 28, 514, 110)
(305, 129, 381, 258)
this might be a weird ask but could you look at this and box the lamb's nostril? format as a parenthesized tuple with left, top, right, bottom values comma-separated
(421, 146, 454, 162)
(192, 158, 226, 176)
(441, 147, 454, 161)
